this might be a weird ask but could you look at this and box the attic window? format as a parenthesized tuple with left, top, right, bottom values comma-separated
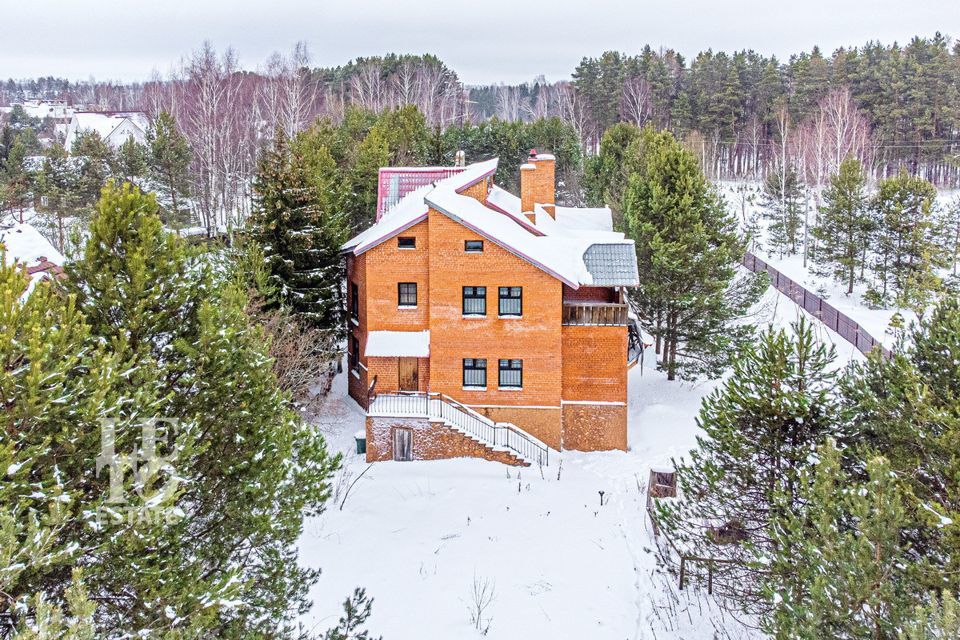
(465, 240, 484, 253)
(397, 237, 416, 249)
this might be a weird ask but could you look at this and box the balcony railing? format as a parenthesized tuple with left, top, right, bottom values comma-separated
(562, 302, 629, 326)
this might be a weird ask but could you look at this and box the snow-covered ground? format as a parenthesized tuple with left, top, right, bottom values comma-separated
(717, 181, 960, 349)
(297, 287, 860, 639)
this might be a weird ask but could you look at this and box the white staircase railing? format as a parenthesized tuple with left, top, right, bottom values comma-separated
(369, 391, 550, 466)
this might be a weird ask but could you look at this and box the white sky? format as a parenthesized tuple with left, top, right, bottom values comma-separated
(1, 0, 956, 85)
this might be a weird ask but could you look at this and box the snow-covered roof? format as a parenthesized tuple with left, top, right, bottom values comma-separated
(342, 159, 639, 288)
(65, 111, 148, 151)
(0, 223, 64, 266)
(365, 330, 430, 358)
(554, 206, 613, 232)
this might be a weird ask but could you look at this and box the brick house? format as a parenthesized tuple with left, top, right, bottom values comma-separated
(343, 152, 643, 466)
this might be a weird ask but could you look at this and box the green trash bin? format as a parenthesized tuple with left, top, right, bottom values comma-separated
(355, 431, 367, 455)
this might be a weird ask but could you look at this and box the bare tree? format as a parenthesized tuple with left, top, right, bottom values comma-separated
(621, 75, 651, 127)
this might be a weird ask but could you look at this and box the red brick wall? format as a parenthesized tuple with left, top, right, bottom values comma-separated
(347, 252, 368, 406)
(561, 325, 628, 403)
(366, 416, 526, 466)
(426, 209, 564, 413)
(362, 220, 430, 332)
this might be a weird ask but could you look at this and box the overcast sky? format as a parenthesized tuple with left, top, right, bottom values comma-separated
(2, 0, 957, 85)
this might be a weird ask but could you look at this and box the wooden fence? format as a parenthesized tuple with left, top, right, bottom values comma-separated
(742, 252, 892, 359)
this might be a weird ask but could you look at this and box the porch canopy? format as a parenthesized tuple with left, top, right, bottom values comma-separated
(364, 330, 431, 358)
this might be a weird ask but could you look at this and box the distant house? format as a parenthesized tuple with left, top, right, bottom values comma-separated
(18, 99, 75, 120)
(342, 152, 646, 466)
(64, 111, 149, 152)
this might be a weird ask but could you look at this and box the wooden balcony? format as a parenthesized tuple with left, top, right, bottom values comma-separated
(562, 302, 629, 326)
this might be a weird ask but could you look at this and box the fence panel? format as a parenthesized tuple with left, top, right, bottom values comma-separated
(742, 252, 889, 358)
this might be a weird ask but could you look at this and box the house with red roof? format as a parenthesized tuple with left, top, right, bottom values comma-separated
(342, 152, 644, 466)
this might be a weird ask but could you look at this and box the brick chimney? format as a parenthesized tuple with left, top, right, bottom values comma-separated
(520, 149, 556, 220)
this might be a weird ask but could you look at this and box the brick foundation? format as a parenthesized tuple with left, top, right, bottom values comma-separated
(561, 403, 627, 451)
(366, 416, 527, 466)
(468, 405, 562, 450)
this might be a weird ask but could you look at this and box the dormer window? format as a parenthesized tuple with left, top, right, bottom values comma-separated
(397, 237, 416, 249)
(465, 240, 484, 253)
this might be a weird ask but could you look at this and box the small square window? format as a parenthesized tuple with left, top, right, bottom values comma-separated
(465, 240, 484, 253)
(498, 359, 522, 388)
(397, 236, 416, 249)
(398, 282, 417, 307)
(463, 358, 487, 387)
(462, 286, 486, 315)
(498, 287, 522, 316)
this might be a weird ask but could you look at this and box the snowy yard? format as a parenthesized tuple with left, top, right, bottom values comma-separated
(297, 287, 860, 639)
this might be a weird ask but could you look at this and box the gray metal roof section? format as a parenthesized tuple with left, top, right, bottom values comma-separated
(582, 243, 640, 286)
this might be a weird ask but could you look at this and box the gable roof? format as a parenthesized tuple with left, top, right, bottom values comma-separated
(342, 159, 639, 288)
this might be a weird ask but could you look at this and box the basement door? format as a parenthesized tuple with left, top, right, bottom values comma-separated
(399, 357, 419, 391)
(393, 428, 413, 461)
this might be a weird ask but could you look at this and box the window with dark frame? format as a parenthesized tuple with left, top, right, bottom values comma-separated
(397, 236, 416, 249)
(498, 286, 522, 316)
(398, 282, 417, 307)
(350, 282, 359, 321)
(349, 335, 360, 373)
(463, 358, 487, 387)
(464, 240, 484, 253)
(462, 286, 486, 315)
(498, 359, 522, 388)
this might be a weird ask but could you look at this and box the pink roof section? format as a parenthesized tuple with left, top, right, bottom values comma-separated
(377, 167, 465, 221)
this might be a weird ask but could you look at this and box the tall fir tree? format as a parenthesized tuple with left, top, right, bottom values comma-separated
(658, 319, 840, 614)
(249, 128, 350, 341)
(812, 157, 870, 294)
(621, 126, 765, 380)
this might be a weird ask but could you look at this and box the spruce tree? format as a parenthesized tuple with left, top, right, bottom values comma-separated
(250, 129, 349, 340)
(658, 319, 839, 614)
(813, 157, 870, 294)
(621, 126, 765, 380)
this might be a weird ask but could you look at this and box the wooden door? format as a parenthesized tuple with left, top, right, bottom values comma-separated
(399, 357, 419, 391)
(393, 428, 413, 461)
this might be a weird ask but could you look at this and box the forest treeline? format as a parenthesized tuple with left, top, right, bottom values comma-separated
(1, 33, 959, 236)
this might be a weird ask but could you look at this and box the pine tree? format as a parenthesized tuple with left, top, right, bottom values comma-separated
(764, 440, 918, 638)
(61, 181, 341, 635)
(249, 129, 349, 340)
(869, 170, 941, 307)
(622, 126, 765, 380)
(146, 111, 192, 227)
(902, 591, 960, 640)
(938, 197, 960, 276)
(841, 298, 960, 594)
(761, 166, 805, 256)
(813, 157, 870, 294)
(658, 319, 840, 613)
(323, 588, 382, 640)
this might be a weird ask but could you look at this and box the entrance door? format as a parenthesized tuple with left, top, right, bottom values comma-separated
(393, 428, 413, 461)
(399, 357, 419, 391)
